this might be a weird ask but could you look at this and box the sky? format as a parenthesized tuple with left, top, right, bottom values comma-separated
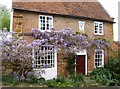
(0, 0, 119, 41)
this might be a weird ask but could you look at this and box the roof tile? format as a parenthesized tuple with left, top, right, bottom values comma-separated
(12, 2, 114, 22)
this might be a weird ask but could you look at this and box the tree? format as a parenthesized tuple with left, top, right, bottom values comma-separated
(0, 4, 10, 31)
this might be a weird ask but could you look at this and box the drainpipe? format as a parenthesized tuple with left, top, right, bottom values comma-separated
(10, 0, 13, 32)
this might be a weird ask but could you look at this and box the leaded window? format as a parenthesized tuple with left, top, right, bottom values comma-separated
(94, 50, 104, 67)
(33, 45, 55, 69)
(39, 15, 53, 31)
(94, 21, 103, 35)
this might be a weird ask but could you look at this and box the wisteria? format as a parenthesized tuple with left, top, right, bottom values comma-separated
(1, 31, 33, 80)
(94, 38, 111, 50)
(31, 28, 93, 53)
(1, 28, 112, 80)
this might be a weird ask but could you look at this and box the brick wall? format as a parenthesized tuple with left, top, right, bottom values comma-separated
(13, 11, 113, 41)
(13, 11, 114, 76)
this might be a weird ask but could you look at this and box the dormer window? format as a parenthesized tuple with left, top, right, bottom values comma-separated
(94, 21, 103, 35)
(39, 15, 53, 32)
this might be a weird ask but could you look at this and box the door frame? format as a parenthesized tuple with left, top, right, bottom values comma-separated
(75, 49, 87, 75)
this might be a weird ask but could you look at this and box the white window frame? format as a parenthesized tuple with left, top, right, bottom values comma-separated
(32, 45, 55, 69)
(94, 21, 103, 35)
(94, 49, 104, 68)
(79, 21, 85, 31)
(38, 15, 53, 32)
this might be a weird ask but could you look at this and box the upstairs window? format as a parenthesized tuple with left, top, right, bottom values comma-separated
(79, 21, 85, 31)
(94, 50, 104, 67)
(94, 21, 103, 35)
(33, 45, 55, 69)
(39, 15, 53, 32)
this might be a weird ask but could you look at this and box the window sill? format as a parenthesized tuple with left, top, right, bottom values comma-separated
(33, 67, 55, 70)
(94, 34, 104, 36)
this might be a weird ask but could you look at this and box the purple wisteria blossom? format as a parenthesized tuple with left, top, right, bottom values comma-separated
(31, 28, 93, 52)
(1, 28, 112, 80)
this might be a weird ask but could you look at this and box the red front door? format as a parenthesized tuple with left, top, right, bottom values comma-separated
(76, 55, 85, 74)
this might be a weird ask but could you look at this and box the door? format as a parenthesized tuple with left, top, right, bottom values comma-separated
(76, 55, 85, 74)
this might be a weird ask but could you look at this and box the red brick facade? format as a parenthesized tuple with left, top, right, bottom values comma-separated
(12, 2, 116, 76)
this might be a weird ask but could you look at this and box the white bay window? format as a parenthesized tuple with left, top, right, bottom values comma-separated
(32, 45, 57, 80)
(33, 45, 55, 69)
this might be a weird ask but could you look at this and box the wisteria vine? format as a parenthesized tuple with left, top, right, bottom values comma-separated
(1, 28, 112, 81)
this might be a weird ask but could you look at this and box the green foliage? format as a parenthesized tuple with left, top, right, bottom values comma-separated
(69, 73, 84, 82)
(68, 73, 84, 87)
(105, 58, 120, 85)
(26, 75, 38, 84)
(74, 32, 88, 36)
(2, 74, 19, 86)
(90, 66, 120, 86)
(46, 76, 73, 88)
(105, 58, 120, 75)
(90, 67, 113, 85)
(0, 4, 10, 31)
(64, 52, 76, 75)
(90, 57, 120, 86)
(37, 77, 46, 85)
(94, 38, 110, 42)
(45, 75, 84, 87)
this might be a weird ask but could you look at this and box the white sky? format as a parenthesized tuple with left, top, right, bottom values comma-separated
(0, 0, 119, 41)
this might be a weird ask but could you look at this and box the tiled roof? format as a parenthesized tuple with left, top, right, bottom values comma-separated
(12, 2, 114, 23)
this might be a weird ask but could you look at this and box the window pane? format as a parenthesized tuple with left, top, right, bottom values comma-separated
(79, 21, 85, 31)
(95, 50, 104, 67)
(43, 17, 45, 19)
(39, 16, 53, 31)
(94, 22, 103, 35)
(33, 45, 55, 69)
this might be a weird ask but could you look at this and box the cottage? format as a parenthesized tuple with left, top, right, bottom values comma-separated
(11, 1, 115, 80)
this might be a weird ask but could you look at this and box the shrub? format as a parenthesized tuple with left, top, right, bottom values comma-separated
(90, 67, 113, 85)
(105, 58, 120, 85)
(2, 74, 19, 86)
(105, 58, 120, 75)
(46, 76, 73, 88)
(37, 77, 46, 85)
(69, 73, 84, 82)
(68, 73, 84, 87)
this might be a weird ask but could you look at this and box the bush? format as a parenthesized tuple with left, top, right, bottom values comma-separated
(46, 76, 73, 88)
(90, 67, 113, 85)
(37, 77, 46, 85)
(105, 58, 120, 75)
(68, 73, 84, 87)
(26, 75, 38, 84)
(69, 73, 84, 82)
(105, 58, 120, 85)
(2, 74, 19, 86)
